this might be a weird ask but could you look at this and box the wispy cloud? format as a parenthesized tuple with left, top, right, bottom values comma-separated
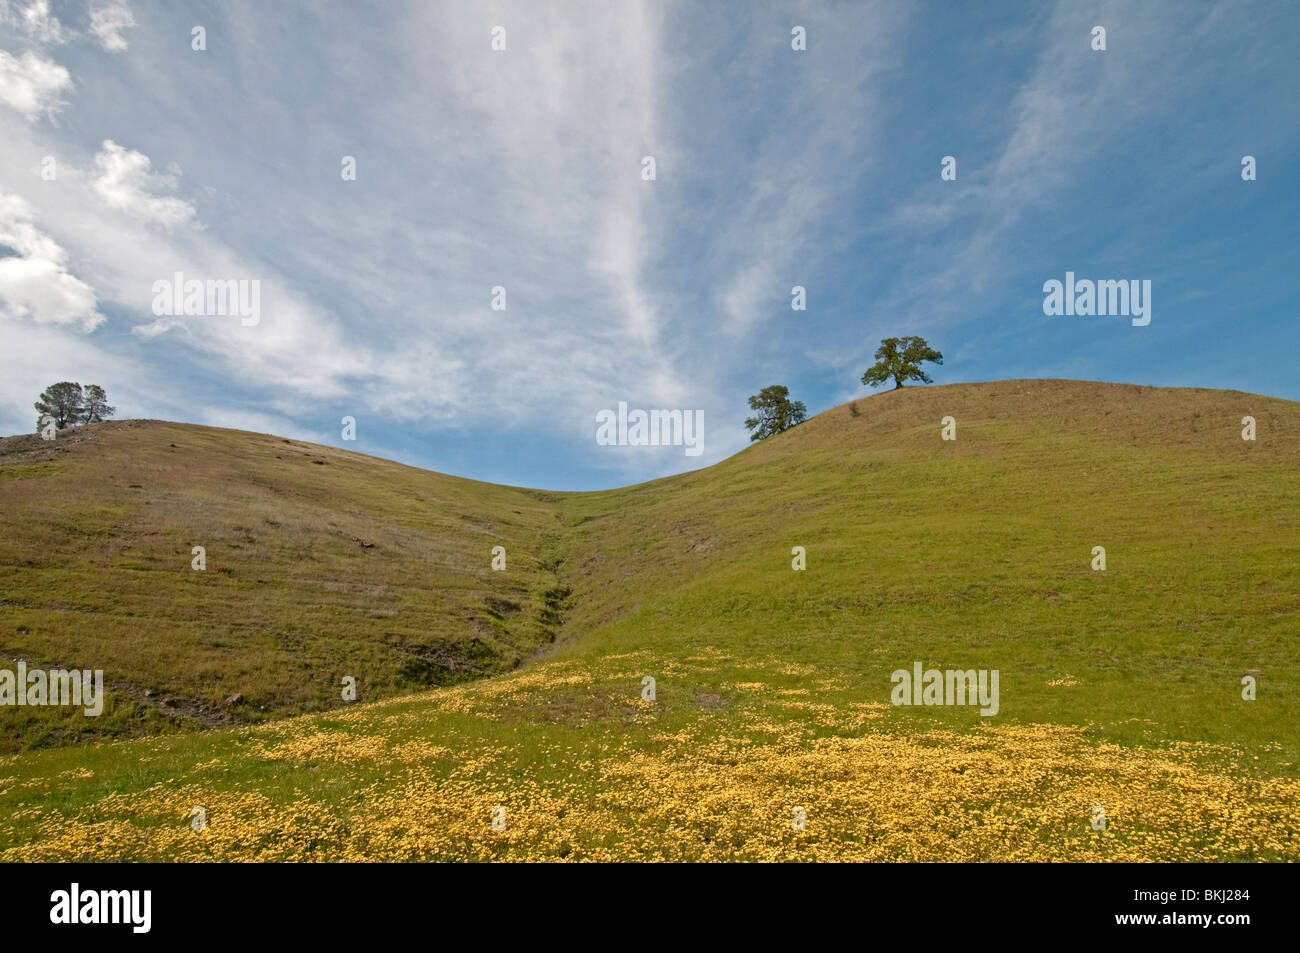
(0, 48, 68, 118)
(2, 0, 65, 46)
(92, 140, 196, 227)
(0, 192, 102, 330)
(89, 2, 134, 53)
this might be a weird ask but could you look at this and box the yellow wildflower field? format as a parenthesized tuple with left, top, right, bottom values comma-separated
(3, 656, 1295, 862)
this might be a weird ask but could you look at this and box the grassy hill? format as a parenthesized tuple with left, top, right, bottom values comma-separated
(2, 380, 1298, 861)
(0, 420, 567, 750)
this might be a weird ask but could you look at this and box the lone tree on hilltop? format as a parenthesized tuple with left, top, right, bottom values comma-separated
(33, 382, 115, 431)
(861, 336, 943, 390)
(82, 384, 116, 423)
(745, 384, 807, 441)
(34, 381, 85, 431)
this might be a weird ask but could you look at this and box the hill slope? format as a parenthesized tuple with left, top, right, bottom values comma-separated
(1, 380, 1298, 861)
(0, 421, 566, 750)
(550, 379, 1300, 754)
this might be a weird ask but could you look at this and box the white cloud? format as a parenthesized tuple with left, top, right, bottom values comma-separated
(89, 2, 134, 53)
(0, 49, 70, 119)
(0, 192, 103, 331)
(0, 1, 875, 472)
(2, 0, 65, 45)
(92, 140, 197, 228)
(420, 1, 674, 357)
(0, 116, 391, 426)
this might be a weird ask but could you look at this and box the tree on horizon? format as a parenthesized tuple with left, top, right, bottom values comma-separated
(33, 382, 116, 431)
(860, 336, 943, 390)
(744, 384, 807, 441)
(82, 385, 116, 423)
(34, 382, 85, 431)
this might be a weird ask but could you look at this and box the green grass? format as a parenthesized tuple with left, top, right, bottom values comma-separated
(0, 420, 565, 750)
(537, 380, 1299, 764)
(1, 379, 1297, 861)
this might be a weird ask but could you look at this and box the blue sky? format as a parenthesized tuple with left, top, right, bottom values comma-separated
(1, 1, 1296, 490)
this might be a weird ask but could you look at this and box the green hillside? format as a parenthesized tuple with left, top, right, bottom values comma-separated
(0, 420, 565, 750)
(1, 380, 1298, 861)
